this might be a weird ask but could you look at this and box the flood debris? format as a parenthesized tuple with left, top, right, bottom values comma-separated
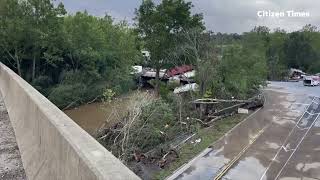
(238, 108, 249, 114)
(191, 94, 264, 126)
(95, 89, 264, 179)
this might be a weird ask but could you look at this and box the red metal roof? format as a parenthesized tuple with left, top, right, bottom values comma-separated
(166, 65, 193, 77)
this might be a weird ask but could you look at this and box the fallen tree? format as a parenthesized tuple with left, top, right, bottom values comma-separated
(95, 91, 192, 164)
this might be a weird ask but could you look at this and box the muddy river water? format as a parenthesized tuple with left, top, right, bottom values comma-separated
(64, 102, 107, 135)
(64, 95, 133, 135)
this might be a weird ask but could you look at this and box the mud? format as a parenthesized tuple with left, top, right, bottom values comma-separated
(0, 93, 26, 180)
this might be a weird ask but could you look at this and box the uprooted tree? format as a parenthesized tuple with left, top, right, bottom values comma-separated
(95, 92, 195, 162)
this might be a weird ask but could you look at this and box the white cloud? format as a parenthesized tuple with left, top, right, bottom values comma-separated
(56, 0, 320, 33)
(191, 0, 320, 33)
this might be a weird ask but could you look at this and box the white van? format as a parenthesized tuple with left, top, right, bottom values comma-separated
(303, 76, 320, 86)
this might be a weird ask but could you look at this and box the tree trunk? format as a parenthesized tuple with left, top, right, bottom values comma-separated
(32, 55, 36, 81)
(200, 80, 205, 97)
(155, 67, 160, 97)
(15, 50, 22, 77)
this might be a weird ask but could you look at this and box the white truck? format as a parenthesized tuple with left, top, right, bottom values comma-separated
(303, 75, 320, 86)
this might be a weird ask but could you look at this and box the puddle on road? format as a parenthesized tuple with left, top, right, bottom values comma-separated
(265, 142, 280, 150)
(296, 162, 320, 172)
(224, 157, 265, 180)
(176, 147, 230, 180)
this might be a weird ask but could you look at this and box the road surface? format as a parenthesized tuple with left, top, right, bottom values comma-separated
(168, 81, 320, 180)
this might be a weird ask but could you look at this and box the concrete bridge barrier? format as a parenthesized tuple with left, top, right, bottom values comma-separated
(0, 63, 140, 180)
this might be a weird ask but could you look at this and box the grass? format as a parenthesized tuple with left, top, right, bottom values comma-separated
(153, 114, 247, 180)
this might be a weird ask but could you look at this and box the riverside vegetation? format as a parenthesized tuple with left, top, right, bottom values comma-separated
(2, 0, 320, 179)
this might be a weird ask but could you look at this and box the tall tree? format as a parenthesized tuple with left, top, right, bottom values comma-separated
(283, 32, 316, 71)
(135, 0, 204, 95)
(173, 28, 218, 96)
(0, 0, 66, 80)
(0, 0, 30, 76)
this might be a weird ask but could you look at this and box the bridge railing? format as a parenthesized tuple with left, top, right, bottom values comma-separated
(0, 63, 140, 180)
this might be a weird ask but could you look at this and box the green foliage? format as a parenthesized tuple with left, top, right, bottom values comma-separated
(48, 83, 86, 108)
(211, 33, 267, 99)
(135, 99, 175, 151)
(135, 0, 204, 94)
(149, 79, 179, 100)
(99, 96, 180, 161)
(264, 24, 320, 77)
(283, 31, 316, 72)
(102, 89, 116, 103)
(0, 0, 141, 108)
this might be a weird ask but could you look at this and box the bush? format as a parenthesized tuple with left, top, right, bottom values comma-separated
(32, 75, 53, 96)
(48, 83, 87, 108)
(131, 99, 176, 152)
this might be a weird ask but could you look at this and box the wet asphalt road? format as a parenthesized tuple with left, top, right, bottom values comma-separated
(168, 81, 320, 180)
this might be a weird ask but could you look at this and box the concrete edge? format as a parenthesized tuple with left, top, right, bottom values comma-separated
(0, 63, 140, 180)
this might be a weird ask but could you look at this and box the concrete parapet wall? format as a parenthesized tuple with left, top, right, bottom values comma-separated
(0, 63, 140, 180)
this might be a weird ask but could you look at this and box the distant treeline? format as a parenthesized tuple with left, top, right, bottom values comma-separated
(212, 25, 320, 80)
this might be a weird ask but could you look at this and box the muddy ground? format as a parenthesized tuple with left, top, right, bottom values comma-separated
(0, 93, 26, 180)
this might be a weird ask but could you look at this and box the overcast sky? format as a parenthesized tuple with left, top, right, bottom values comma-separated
(55, 0, 320, 34)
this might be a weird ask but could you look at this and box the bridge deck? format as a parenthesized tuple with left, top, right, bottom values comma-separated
(0, 92, 26, 180)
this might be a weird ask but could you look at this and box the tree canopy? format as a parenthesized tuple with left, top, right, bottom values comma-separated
(134, 0, 204, 94)
(0, 0, 141, 108)
(1, 0, 320, 108)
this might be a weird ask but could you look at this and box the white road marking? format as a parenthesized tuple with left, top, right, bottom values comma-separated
(305, 111, 320, 116)
(282, 146, 295, 152)
(259, 97, 316, 180)
(275, 113, 320, 179)
(296, 125, 309, 130)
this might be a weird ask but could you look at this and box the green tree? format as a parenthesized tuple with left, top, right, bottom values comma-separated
(135, 0, 204, 95)
(0, 0, 141, 108)
(0, 0, 31, 76)
(173, 28, 218, 96)
(217, 46, 267, 98)
(0, 0, 66, 81)
(27, 0, 66, 81)
(266, 29, 287, 80)
(283, 32, 317, 72)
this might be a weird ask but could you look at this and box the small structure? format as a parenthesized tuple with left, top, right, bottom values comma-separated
(166, 65, 195, 84)
(165, 65, 193, 77)
(173, 83, 198, 94)
(137, 65, 196, 88)
(289, 68, 306, 80)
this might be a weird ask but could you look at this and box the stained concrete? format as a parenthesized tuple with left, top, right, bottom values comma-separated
(0, 62, 140, 180)
(0, 93, 26, 180)
(168, 82, 320, 180)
